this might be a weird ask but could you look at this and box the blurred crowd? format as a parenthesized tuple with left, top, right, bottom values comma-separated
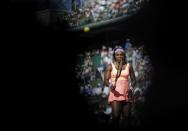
(63, 0, 149, 27)
(75, 38, 153, 126)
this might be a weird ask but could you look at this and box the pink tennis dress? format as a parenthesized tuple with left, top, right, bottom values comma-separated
(108, 62, 130, 103)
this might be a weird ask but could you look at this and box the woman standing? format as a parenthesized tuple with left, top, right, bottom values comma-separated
(104, 47, 136, 129)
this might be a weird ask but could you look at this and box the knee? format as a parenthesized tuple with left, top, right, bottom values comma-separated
(112, 114, 120, 121)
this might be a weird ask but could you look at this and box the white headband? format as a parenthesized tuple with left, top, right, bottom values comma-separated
(115, 48, 125, 53)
